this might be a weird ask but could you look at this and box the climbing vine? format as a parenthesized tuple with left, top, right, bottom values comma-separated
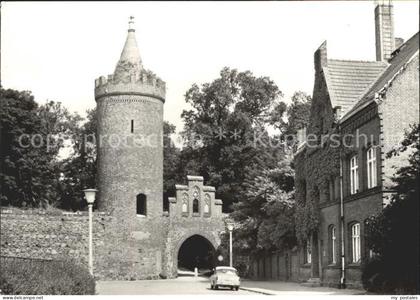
(294, 128, 341, 245)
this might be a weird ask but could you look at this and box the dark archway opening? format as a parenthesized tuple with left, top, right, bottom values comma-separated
(178, 235, 216, 274)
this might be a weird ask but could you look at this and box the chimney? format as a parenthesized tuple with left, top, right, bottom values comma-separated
(375, 0, 395, 61)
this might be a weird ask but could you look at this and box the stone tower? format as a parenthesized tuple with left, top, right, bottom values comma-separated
(93, 18, 224, 280)
(94, 17, 167, 279)
(95, 17, 165, 220)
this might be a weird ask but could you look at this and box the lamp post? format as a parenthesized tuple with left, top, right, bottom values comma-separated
(83, 188, 97, 276)
(226, 222, 234, 267)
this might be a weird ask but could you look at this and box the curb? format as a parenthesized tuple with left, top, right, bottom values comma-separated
(239, 287, 276, 295)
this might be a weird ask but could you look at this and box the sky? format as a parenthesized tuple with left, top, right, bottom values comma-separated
(1, 1, 419, 132)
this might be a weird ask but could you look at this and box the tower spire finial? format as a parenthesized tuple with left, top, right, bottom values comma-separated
(128, 16, 135, 32)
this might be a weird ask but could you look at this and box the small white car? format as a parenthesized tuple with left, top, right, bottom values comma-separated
(210, 266, 240, 291)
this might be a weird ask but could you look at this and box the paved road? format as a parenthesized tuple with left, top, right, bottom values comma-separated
(97, 276, 253, 295)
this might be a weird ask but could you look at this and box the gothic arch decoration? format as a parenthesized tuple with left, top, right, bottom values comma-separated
(192, 186, 200, 214)
(182, 193, 189, 215)
(203, 193, 211, 216)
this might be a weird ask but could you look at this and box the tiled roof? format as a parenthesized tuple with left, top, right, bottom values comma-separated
(342, 32, 419, 120)
(323, 59, 388, 114)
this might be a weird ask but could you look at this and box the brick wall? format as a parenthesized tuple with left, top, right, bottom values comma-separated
(380, 54, 419, 193)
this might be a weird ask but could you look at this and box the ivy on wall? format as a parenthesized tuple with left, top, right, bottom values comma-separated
(294, 128, 341, 245)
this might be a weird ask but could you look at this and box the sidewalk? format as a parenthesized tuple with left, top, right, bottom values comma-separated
(240, 280, 365, 295)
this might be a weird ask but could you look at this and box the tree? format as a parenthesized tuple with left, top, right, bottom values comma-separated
(230, 156, 296, 255)
(58, 108, 96, 210)
(180, 67, 283, 211)
(220, 90, 311, 256)
(0, 89, 79, 207)
(363, 124, 419, 294)
(163, 121, 181, 211)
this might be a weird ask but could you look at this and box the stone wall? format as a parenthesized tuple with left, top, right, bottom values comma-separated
(1, 176, 226, 280)
(0, 208, 112, 278)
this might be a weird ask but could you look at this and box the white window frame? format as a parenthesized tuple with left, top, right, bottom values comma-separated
(351, 223, 361, 263)
(367, 147, 377, 189)
(331, 226, 336, 264)
(350, 155, 359, 194)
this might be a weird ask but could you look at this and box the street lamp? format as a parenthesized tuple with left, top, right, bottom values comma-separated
(83, 188, 97, 276)
(226, 222, 234, 267)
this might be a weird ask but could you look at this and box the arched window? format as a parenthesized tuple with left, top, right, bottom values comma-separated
(350, 222, 361, 263)
(136, 193, 147, 216)
(328, 225, 337, 264)
(192, 186, 200, 214)
(193, 198, 199, 213)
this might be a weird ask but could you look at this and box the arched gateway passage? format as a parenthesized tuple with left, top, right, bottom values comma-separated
(177, 235, 216, 273)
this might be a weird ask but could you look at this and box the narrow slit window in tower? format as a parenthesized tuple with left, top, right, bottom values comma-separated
(131, 120, 134, 133)
(137, 193, 147, 216)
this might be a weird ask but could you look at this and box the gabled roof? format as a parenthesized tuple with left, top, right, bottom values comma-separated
(342, 32, 419, 121)
(323, 59, 388, 114)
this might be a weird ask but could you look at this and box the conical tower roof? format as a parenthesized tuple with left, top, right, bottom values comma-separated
(114, 16, 142, 81)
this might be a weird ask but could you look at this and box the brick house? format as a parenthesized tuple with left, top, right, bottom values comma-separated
(293, 3, 419, 289)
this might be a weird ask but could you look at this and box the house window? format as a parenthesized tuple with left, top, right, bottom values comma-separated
(136, 193, 147, 216)
(305, 239, 312, 264)
(193, 199, 199, 213)
(131, 120, 134, 133)
(350, 155, 359, 194)
(367, 147, 377, 189)
(351, 223, 361, 263)
(329, 225, 337, 264)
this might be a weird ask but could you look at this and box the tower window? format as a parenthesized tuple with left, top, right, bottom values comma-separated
(136, 193, 147, 216)
(131, 120, 134, 133)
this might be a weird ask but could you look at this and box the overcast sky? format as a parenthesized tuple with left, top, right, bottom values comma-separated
(1, 1, 419, 132)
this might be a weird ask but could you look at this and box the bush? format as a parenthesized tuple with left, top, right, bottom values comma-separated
(0, 257, 95, 295)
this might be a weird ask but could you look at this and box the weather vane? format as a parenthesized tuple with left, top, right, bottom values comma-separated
(129, 16, 135, 31)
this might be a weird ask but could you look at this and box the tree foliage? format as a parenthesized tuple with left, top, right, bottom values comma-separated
(180, 67, 284, 211)
(363, 123, 419, 294)
(0, 89, 80, 207)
